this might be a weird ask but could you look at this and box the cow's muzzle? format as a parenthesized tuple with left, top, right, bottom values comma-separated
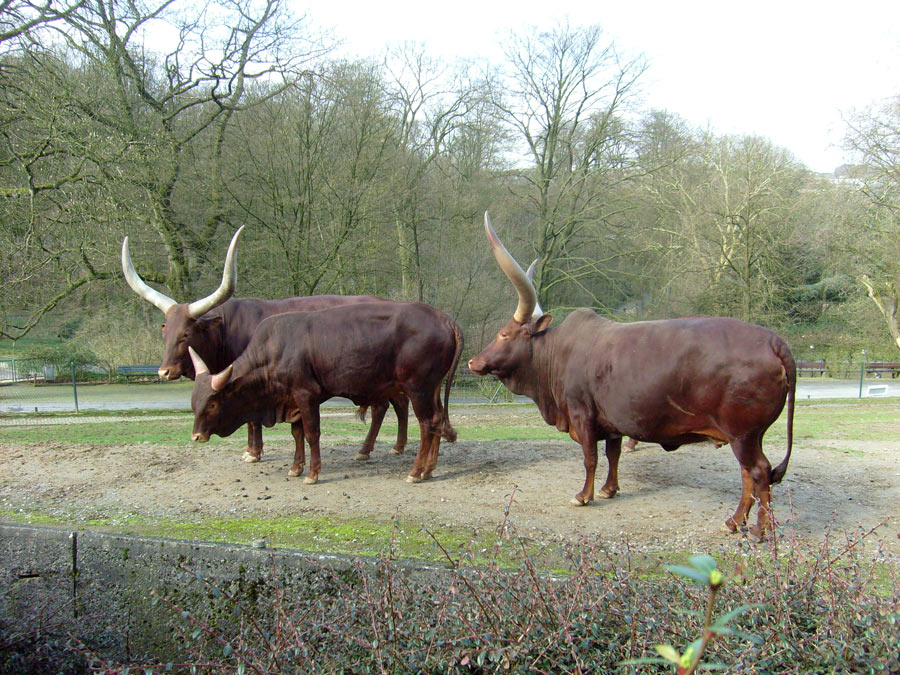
(468, 358, 488, 376)
(192, 432, 210, 443)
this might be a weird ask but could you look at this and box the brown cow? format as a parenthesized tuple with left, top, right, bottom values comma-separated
(468, 213, 795, 539)
(121, 228, 408, 463)
(189, 302, 463, 484)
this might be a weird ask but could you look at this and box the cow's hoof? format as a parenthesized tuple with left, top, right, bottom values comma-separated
(598, 489, 617, 499)
(354, 452, 370, 462)
(303, 476, 318, 485)
(391, 446, 404, 455)
(569, 497, 591, 507)
(422, 471, 433, 480)
(242, 451, 260, 463)
(288, 467, 303, 477)
(721, 519, 739, 534)
(406, 474, 423, 484)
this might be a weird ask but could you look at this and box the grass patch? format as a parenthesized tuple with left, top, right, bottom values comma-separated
(0, 506, 547, 569)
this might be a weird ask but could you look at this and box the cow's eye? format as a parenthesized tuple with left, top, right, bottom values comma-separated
(499, 332, 509, 339)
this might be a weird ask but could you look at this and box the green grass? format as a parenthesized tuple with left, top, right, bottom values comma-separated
(0, 336, 62, 359)
(786, 400, 900, 442)
(2, 398, 898, 445)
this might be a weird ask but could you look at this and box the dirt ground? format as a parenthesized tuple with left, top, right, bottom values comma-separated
(1, 406, 898, 557)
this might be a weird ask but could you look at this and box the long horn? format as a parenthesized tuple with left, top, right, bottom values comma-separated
(186, 226, 245, 318)
(188, 346, 209, 376)
(484, 212, 537, 323)
(524, 259, 544, 320)
(121, 237, 177, 314)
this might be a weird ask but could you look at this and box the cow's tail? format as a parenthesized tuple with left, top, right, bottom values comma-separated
(438, 321, 464, 443)
(770, 341, 796, 485)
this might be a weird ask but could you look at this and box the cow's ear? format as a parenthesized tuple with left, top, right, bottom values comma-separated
(196, 316, 223, 335)
(530, 314, 553, 336)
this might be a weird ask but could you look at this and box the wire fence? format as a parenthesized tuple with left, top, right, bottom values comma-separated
(1, 358, 899, 417)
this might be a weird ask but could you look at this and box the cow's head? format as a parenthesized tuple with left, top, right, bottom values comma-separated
(468, 212, 553, 380)
(188, 347, 241, 441)
(121, 227, 243, 380)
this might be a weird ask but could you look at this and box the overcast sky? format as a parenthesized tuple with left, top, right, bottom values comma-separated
(299, 0, 900, 173)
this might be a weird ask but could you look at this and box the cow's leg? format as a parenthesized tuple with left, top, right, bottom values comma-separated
(422, 435, 441, 480)
(598, 438, 621, 499)
(298, 402, 322, 485)
(391, 395, 409, 455)
(405, 393, 437, 483)
(355, 401, 389, 462)
(243, 422, 263, 463)
(421, 404, 444, 480)
(568, 417, 599, 506)
(405, 419, 435, 483)
(724, 465, 755, 533)
(288, 422, 306, 477)
(727, 435, 773, 540)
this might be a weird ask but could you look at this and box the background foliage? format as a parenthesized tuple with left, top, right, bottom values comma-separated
(2, 1, 900, 364)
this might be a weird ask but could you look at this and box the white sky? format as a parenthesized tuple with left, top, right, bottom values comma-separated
(298, 0, 900, 173)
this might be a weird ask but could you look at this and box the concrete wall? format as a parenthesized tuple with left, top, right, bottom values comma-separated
(0, 522, 445, 668)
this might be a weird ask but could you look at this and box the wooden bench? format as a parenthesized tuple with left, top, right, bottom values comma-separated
(796, 359, 827, 377)
(116, 365, 160, 380)
(865, 362, 900, 379)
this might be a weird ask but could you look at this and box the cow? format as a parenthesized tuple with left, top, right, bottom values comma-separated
(467, 213, 796, 540)
(187, 301, 463, 484)
(121, 228, 409, 463)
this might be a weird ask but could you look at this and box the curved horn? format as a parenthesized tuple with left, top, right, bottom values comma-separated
(121, 237, 177, 314)
(186, 226, 245, 318)
(188, 346, 209, 376)
(484, 212, 537, 323)
(524, 259, 544, 320)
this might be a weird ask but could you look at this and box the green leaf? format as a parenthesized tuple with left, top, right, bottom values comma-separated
(223, 643, 233, 657)
(654, 644, 681, 663)
(666, 564, 711, 584)
(617, 658, 677, 666)
(689, 554, 718, 574)
(711, 603, 766, 628)
(708, 626, 764, 645)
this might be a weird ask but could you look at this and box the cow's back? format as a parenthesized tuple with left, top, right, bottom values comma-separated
(245, 302, 458, 403)
(210, 295, 390, 364)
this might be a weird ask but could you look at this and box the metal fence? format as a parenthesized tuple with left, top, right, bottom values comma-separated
(1, 359, 899, 415)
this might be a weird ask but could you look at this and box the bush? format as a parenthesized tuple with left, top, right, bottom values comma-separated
(63, 507, 899, 674)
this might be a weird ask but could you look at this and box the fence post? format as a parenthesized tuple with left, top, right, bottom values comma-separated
(71, 361, 79, 413)
(858, 361, 865, 399)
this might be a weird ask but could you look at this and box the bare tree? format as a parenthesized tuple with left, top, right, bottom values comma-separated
(0, 0, 330, 339)
(492, 22, 647, 309)
(382, 42, 485, 302)
(844, 96, 900, 351)
(0, 0, 85, 50)
(225, 60, 396, 297)
(638, 129, 808, 323)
